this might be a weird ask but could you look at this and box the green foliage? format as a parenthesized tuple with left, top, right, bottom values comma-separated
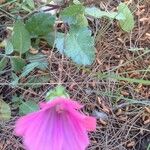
(12, 96, 39, 115)
(8, 2, 134, 69)
(44, 32, 55, 46)
(0, 99, 11, 121)
(25, 13, 55, 37)
(3, 2, 136, 90)
(26, 75, 50, 88)
(10, 53, 49, 86)
(55, 27, 95, 65)
(46, 85, 69, 101)
(21, 62, 40, 77)
(19, 101, 39, 115)
(5, 40, 14, 55)
(73, 0, 81, 4)
(27, 53, 49, 70)
(25, 0, 35, 9)
(118, 3, 134, 32)
(97, 72, 150, 85)
(60, 4, 88, 27)
(11, 57, 26, 73)
(0, 57, 8, 71)
(61, 4, 84, 17)
(11, 20, 31, 55)
(12, 96, 22, 109)
(85, 7, 125, 20)
(10, 62, 40, 86)
(85, 3, 134, 32)
(16, 1, 34, 12)
(55, 32, 66, 54)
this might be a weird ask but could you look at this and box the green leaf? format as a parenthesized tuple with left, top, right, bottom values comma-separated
(55, 32, 66, 54)
(12, 96, 22, 109)
(21, 62, 40, 77)
(15, 2, 32, 12)
(5, 40, 14, 55)
(26, 75, 50, 88)
(44, 32, 55, 46)
(18, 60, 48, 81)
(25, 0, 35, 9)
(11, 57, 26, 73)
(11, 20, 31, 54)
(10, 62, 39, 86)
(108, 74, 150, 85)
(73, 0, 81, 4)
(46, 85, 69, 101)
(9, 53, 49, 86)
(0, 99, 11, 121)
(118, 3, 134, 32)
(27, 53, 49, 70)
(19, 101, 39, 115)
(25, 13, 55, 37)
(11, 73, 19, 87)
(61, 4, 84, 16)
(55, 27, 95, 65)
(0, 57, 8, 71)
(76, 14, 88, 27)
(60, 4, 88, 26)
(85, 7, 125, 20)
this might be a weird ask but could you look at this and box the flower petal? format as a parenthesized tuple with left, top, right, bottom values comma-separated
(40, 98, 83, 110)
(83, 116, 96, 131)
(14, 97, 96, 150)
(15, 111, 41, 136)
(61, 113, 89, 150)
(15, 109, 63, 150)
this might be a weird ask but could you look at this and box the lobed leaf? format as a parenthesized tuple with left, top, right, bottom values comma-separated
(55, 27, 95, 65)
(11, 57, 26, 73)
(25, 13, 55, 37)
(85, 7, 125, 20)
(21, 62, 40, 77)
(5, 40, 14, 55)
(19, 101, 39, 115)
(60, 4, 88, 27)
(11, 20, 31, 54)
(25, 0, 35, 9)
(118, 3, 135, 32)
(0, 57, 8, 71)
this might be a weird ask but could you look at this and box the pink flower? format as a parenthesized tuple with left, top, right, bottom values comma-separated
(15, 97, 96, 150)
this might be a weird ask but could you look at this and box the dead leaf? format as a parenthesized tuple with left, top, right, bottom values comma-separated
(99, 119, 107, 126)
(29, 47, 39, 54)
(0, 0, 5, 4)
(0, 99, 11, 121)
(116, 108, 123, 116)
(145, 107, 150, 113)
(127, 140, 136, 148)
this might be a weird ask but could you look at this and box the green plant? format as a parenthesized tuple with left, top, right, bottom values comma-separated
(0, 1, 135, 86)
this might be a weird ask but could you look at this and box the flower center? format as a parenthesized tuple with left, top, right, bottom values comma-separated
(55, 104, 64, 114)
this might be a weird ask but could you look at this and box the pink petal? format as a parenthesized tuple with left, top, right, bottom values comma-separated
(14, 97, 96, 150)
(15, 111, 41, 136)
(40, 98, 83, 110)
(16, 109, 63, 150)
(83, 116, 96, 131)
(61, 113, 89, 150)
(66, 107, 96, 131)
